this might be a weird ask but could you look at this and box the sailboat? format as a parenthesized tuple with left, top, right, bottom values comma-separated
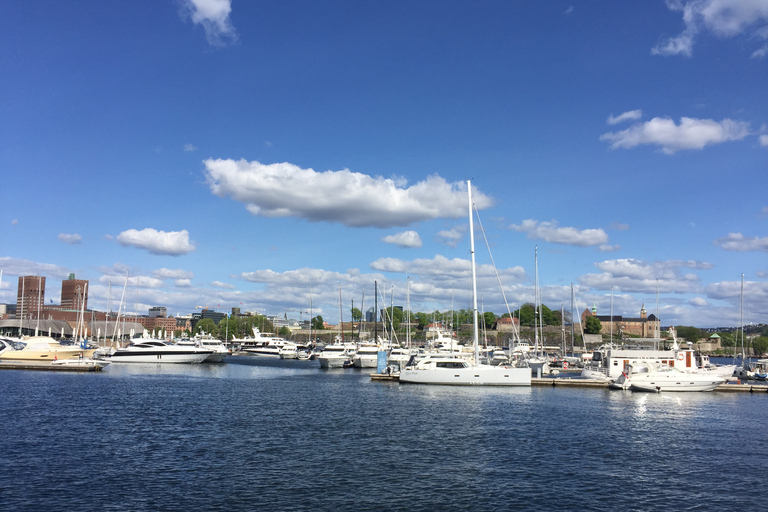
(399, 181, 531, 386)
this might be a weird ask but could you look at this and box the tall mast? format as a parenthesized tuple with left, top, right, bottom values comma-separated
(468, 180, 480, 366)
(374, 281, 378, 342)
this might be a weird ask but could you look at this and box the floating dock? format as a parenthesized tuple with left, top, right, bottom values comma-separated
(0, 361, 104, 372)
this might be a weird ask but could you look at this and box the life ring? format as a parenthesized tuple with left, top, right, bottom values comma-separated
(562, 361, 569, 369)
(677, 353, 684, 361)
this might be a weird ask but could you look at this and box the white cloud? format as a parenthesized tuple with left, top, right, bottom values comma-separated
(653, 0, 768, 57)
(212, 280, 236, 289)
(690, 297, 710, 306)
(437, 228, 464, 248)
(153, 268, 194, 280)
(184, 143, 198, 152)
(714, 232, 768, 251)
(579, 258, 713, 293)
(11, 219, 18, 225)
(600, 116, 750, 154)
(509, 219, 609, 247)
(175, 279, 193, 288)
(203, 158, 493, 228)
(97, 274, 164, 289)
(116, 228, 196, 256)
(607, 109, 643, 125)
(382, 231, 422, 248)
(0, 257, 72, 279)
(179, 0, 237, 46)
(760, 134, 768, 146)
(599, 244, 621, 252)
(58, 233, 82, 245)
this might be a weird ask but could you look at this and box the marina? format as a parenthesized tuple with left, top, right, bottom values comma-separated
(2, 354, 767, 512)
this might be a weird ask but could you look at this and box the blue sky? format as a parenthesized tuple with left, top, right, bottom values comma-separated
(1, 0, 767, 328)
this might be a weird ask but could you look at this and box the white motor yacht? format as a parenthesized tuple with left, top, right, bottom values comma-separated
(0, 336, 96, 361)
(610, 362, 725, 392)
(195, 337, 230, 362)
(353, 343, 381, 368)
(318, 343, 355, 368)
(103, 339, 213, 364)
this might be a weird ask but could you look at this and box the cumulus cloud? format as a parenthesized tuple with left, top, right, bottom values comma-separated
(607, 110, 643, 125)
(653, 0, 768, 57)
(175, 279, 193, 288)
(382, 231, 422, 248)
(437, 228, 464, 248)
(579, 258, 714, 293)
(714, 232, 768, 251)
(690, 297, 710, 307)
(97, 273, 164, 289)
(179, 0, 237, 46)
(212, 280, 236, 289)
(116, 228, 196, 256)
(184, 143, 198, 152)
(58, 233, 82, 245)
(600, 116, 750, 154)
(153, 268, 194, 280)
(203, 159, 492, 228)
(509, 219, 609, 247)
(0, 257, 72, 279)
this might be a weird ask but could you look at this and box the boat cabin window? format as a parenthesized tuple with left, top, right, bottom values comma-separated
(436, 361, 467, 369)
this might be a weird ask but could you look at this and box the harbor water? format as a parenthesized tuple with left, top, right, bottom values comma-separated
(2, 356, 766, 511)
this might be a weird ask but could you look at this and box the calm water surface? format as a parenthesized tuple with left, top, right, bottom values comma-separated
(2, 356, 766, 511)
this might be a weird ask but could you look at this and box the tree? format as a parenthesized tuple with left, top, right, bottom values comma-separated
(482, 311, 497, 328)
(311, 315, 324, 330)
(752, 336, 768, 356)
(218, 316, 239, 341)
(351, 307, 362, 322)
(278, 326, 291, 337)
(195, 318, 217, 336)
(383, 307, 404, 331)
(584, 316, 602, 335)
(675, 326, 706, 342)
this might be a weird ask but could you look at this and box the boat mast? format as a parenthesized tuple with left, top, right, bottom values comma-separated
(570, 283, 575, 354)
(406, 277, 411, 349)
(467, 180, 480, 366)
(374, 281, 378, 343)
(740, 273, 745, 361)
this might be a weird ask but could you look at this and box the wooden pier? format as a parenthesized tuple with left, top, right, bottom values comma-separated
(0, 361, 104, 372)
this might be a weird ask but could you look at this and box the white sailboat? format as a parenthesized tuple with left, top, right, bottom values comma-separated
(399, 181, 531, 386)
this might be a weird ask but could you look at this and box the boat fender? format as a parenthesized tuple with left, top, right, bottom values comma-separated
(562, 361, 569, 369)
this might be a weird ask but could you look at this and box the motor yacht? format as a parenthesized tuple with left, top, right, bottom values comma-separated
(102, 339, 213, 363)
(352, 343, 381, 368)
(610, 362, 724, 392)
(0, 336, 96, 361)
(317, 341, 355, 368)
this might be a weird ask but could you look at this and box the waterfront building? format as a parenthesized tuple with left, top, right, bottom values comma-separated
(60, 273, 88, 310)
(16, 275, 45, 321)
(581, 304, 661, 338)
(149, 306, 167, 318)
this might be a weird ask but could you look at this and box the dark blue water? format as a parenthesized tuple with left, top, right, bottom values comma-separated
(2, 356, 766, 511)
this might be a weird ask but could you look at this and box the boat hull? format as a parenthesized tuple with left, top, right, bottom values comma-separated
(107, 351, 212, 364)
(399, 365, 531, 386)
